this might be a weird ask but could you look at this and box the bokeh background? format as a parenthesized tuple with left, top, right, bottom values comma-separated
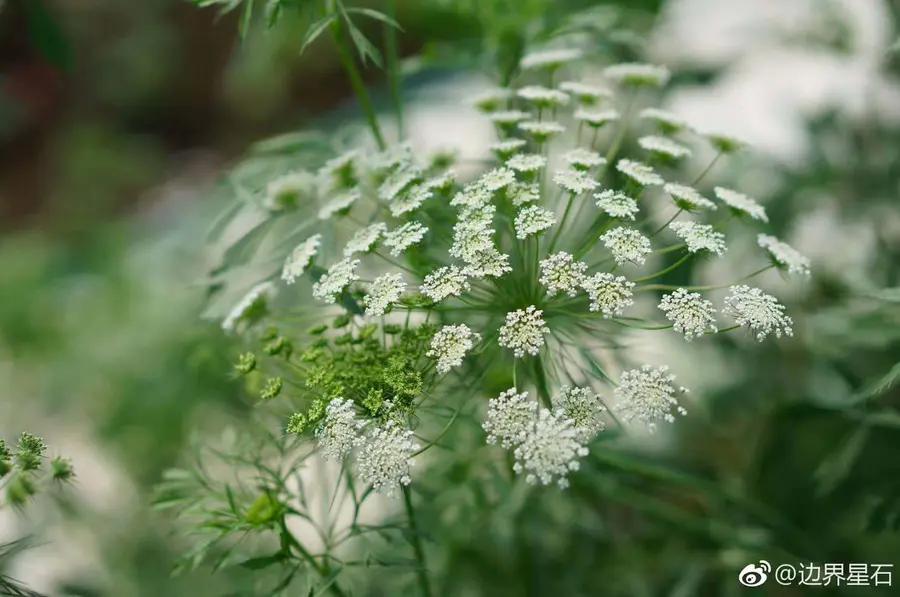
(1, 0, 899, 595)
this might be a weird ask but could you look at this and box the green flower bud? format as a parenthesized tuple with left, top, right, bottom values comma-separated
(17, 433, 45, 472)
(6, 473, 36, 508)
(358, 323, 378, 340)
(382, 324, 402, 334)
(332, 313, 352, 328)
(0, 459, 12, 479)
(300, 347, 324, 362)
(245, 492, 285, 526)
(363, 389, 385, 415)
(307, 323, 329, 335)
(50, 457, 75, 483)
(307, 399, 327, 423)
(260, 377, 283, 400)
(287, 412, 307, 435)
(312, 338, 329, 349)
(334, 333, 353, 346)
(235, 352, 257, 375)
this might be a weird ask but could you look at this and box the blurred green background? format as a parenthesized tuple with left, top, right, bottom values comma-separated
(1, 0, 899, 595)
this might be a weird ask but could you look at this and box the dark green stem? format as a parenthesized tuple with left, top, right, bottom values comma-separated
(633, 253, 691, 283)
(331, 19, 386, 150)
(403, 486, 433, 597)
(384, 0, 403, 138)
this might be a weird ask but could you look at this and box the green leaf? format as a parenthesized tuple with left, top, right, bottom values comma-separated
(265, 0, 282, 28)
(300, 14, 339, 54)
(344, 7, 403, 31)
(814, 425, 869, 497)
(238, 0, 255, 40)
(343, 15, 383, 67)
(855, 362, 900, 402)
(23, 0, 72, 72)
(239, 552, 288, 570)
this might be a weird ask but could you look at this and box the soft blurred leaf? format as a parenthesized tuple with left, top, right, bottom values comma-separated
(300, 13, 339, 54)
(814, 425, 869, 497)
(24, 0, 72, 71)
(345, 7, 403, 31)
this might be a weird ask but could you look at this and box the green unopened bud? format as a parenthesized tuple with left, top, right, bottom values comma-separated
(260, 377, 283, 400)
(300, 347, 324, 362)
(245, 492, 284, 526)
(708, 133, 743, 154)
(382, 324, 402, 335)
(264, 337, 292, 358)
(287, 412, 307, 434)
(50, 457, 75, 483)
(312, 338, 329, 349)
(334, 333, 353, 346)
(307, 399, 327, 423)
(0, 459, 12, 478)
(363, 389, 385, 415)
(332, 314, 351, 328)
(0, 438, 9, 461)
(307, 323, 329, 335)
(358, 323, 378, 340)
(17, 433, 45, 472)
(260, 326, 279, 341)
(235, 352, 257, 375)
(6, 473, 35, 508)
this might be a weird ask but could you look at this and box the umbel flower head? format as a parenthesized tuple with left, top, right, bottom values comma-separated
(614, 365, 688, 432)
(658, 288, 718, 340)
(553, 386, 606, 442)
(427, 324, 481, 374)
(483, 388, 537, 448)
(498, 306, 550, 358)
(757, 234, 811, 277)
(724, 285, 794, 341)
(539, 252, 588, 297)
(600, 226, 652, 266)
(364, 273, 406, 317)
(356, 420, 419, 497)
(312, 258, 360, 303)
(282, 234, 322, 283)
(315, 398, 363, 461)
(217, 40, 804, 498)
(513, 408, 589, 489)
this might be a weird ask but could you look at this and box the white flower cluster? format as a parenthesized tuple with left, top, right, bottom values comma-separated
(714, 187, 768, 222)
(581, 272, 635, 317)
(420, 266, 470, 302)
(658, 288, 718, 340)
(616, 159, 664, 187)
(614, 365, 688, 432)
(312, 258, 360, 303)
(757, 234, 811, 276)
(724, 285, 794, 341)
(553, 386, 606, 442)
(539, 252, 588, 297)
(222, 282, 276, 333)
(363, 273, 406, 317)
(600, 226, 652, 266)
(594, 190, 639, 220)
(484, 388, 591, 488)
(669, 221, 727, 256)
(639, 135, 692, 160)
(515, 205, 557, 239)
(356, 420, 420, 497)
(315, 398, 364, 461)
(427, 324, 481, 374)
(498, 306, 550, 358)
(282, 234, 322, 283)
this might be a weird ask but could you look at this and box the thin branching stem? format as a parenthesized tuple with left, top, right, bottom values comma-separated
(331, 18, 386, 150)
(402, 486, 433, 597)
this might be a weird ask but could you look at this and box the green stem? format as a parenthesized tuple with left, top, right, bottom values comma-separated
(402, 486, 433, 597)
(650, 209, 682, 237)
(384, 0, 403, 139)
(281, 518, 348, 597)
(547, 192, 576, 253)
(637, 265, 774, 292)
(691, 152, 722, 186)
(633, 253, 691, 283)
(331, 18, 386, 150)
